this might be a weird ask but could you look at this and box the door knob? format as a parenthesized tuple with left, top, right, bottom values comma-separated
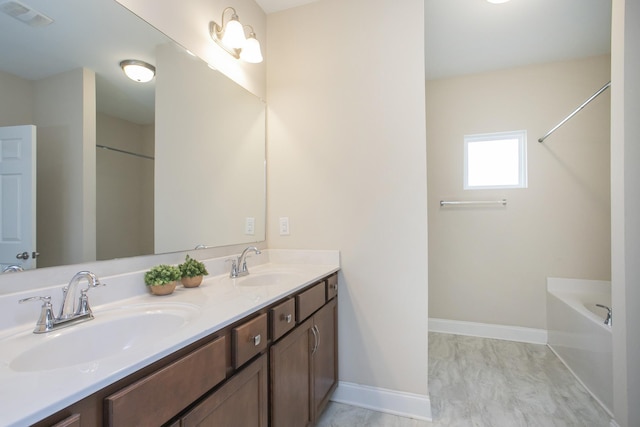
(16, 252, 29, 260)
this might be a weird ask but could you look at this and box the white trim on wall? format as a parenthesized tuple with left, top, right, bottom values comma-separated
(429, 318, 548, 345)
(331, 381, 432, 421)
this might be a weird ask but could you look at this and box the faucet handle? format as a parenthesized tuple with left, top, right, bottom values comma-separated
(18, 296, 55, 333)
(226, 258, 239, 278)
(19, 295, 51, 305)
(75, 289, 94, 317)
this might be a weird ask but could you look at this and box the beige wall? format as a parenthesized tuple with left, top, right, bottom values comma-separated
(0, 70, 33, 126)
(266, 0, 428, 399)
(427, 56, 611, 330)
(611, 1, 640, 426)
(34, 68, 96, 267)
(96, 113, 154, 260)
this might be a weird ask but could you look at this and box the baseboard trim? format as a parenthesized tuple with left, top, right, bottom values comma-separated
(429, 318, 548, 344)
(331, 381, 432, 421)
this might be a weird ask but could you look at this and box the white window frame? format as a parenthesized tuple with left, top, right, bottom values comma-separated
(463, 130, 528, 190)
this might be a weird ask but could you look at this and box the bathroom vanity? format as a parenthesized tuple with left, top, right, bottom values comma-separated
(0, 251, 339, 427)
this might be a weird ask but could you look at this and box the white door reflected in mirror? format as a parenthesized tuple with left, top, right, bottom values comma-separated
(0, 125, 36, 270)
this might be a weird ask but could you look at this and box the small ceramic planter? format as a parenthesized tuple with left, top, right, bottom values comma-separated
(149, 281, 177, 296)
(181, 275, 203, 288)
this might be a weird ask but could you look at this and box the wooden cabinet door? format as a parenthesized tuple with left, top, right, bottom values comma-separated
(270, 318, 314, 427)
(181, 354, 268, 427)
(312, 298, 338, 419)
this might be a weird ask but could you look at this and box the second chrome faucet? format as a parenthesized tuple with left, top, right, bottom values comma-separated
(229, 246, 261, 278)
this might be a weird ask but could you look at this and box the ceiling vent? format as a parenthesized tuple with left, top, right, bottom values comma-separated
(0, 0, 53, 28)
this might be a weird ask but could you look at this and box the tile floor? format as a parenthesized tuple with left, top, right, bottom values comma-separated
(316, 332, 611, 427)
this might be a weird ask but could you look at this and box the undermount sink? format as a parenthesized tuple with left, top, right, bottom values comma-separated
(1, 302, 200, 372)
(231, 271, 306, 287)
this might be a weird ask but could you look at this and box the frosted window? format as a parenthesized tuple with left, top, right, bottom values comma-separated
(464, 131, 527, 189)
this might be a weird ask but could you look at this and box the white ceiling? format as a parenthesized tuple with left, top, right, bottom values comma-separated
(254, 0, 318, 14)
(256, 0, 612, 80)
(425, 0, 611, 79)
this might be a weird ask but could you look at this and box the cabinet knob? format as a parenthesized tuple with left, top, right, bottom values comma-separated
(281, 313, 292, 324)
(253, 334, 261, 346)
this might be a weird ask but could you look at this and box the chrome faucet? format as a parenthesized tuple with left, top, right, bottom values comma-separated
(230, 246, 261, 278)
(59, 271, 103, 320)
(19, 271, 105, 333)
(596, 304, 612, 327)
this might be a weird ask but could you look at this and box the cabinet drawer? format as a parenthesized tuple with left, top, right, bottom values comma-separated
(296, 281, 326, 322)
(181, 354, 268, 427)
(105, 336, 226, 427)
(271, 298, 296, 341)
(233, 313, 268, 368)
(327, 274, 338, 300)
(51, 414, 80, 427)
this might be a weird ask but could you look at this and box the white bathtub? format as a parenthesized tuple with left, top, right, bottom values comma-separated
(547, 277, 612, 416)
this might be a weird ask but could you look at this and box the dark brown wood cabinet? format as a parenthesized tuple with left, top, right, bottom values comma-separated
(180, 354, 268, 427)
(270, 317, 315, 427)
(50, 414, 80, 427)
(270, 292, 338, 427)
(312, 298, 338, 418)
(296, 281, 326, 322)
(233, 313, 268, 368)
(34, 272, 338, 427)
(270, 298, 296, 341)
(105, 336, 227, 426)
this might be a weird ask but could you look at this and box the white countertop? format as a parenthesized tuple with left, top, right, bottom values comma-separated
(0, 250, 339, 427)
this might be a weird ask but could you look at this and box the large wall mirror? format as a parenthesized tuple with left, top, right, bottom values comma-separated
(0, 0, 266, 272)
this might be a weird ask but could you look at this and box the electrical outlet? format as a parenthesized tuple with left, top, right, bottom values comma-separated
(245, 217, 255, 235)
(279, 217, 290, 236)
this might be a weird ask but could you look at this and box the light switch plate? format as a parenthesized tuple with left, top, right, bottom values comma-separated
(245, 217, 255, 235)
(279, 217, 290, 236)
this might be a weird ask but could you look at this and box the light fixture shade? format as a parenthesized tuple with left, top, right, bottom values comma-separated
(240, 36, 263, 63)
(120, 60, 155, 83)
(221, 18, 246, 49)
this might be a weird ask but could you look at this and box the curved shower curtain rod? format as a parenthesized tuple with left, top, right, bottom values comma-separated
(538, 81, 611, 143)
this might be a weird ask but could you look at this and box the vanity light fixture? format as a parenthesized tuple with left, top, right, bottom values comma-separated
(239, 26, 263, 63)
(210, 7, 263, 63)
(486, 0, 511, 3)
(119, 59, 156, 83)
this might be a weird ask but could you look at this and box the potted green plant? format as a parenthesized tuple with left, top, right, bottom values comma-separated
(144, 264, 181, 295)
(179, 255, 209, 288)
